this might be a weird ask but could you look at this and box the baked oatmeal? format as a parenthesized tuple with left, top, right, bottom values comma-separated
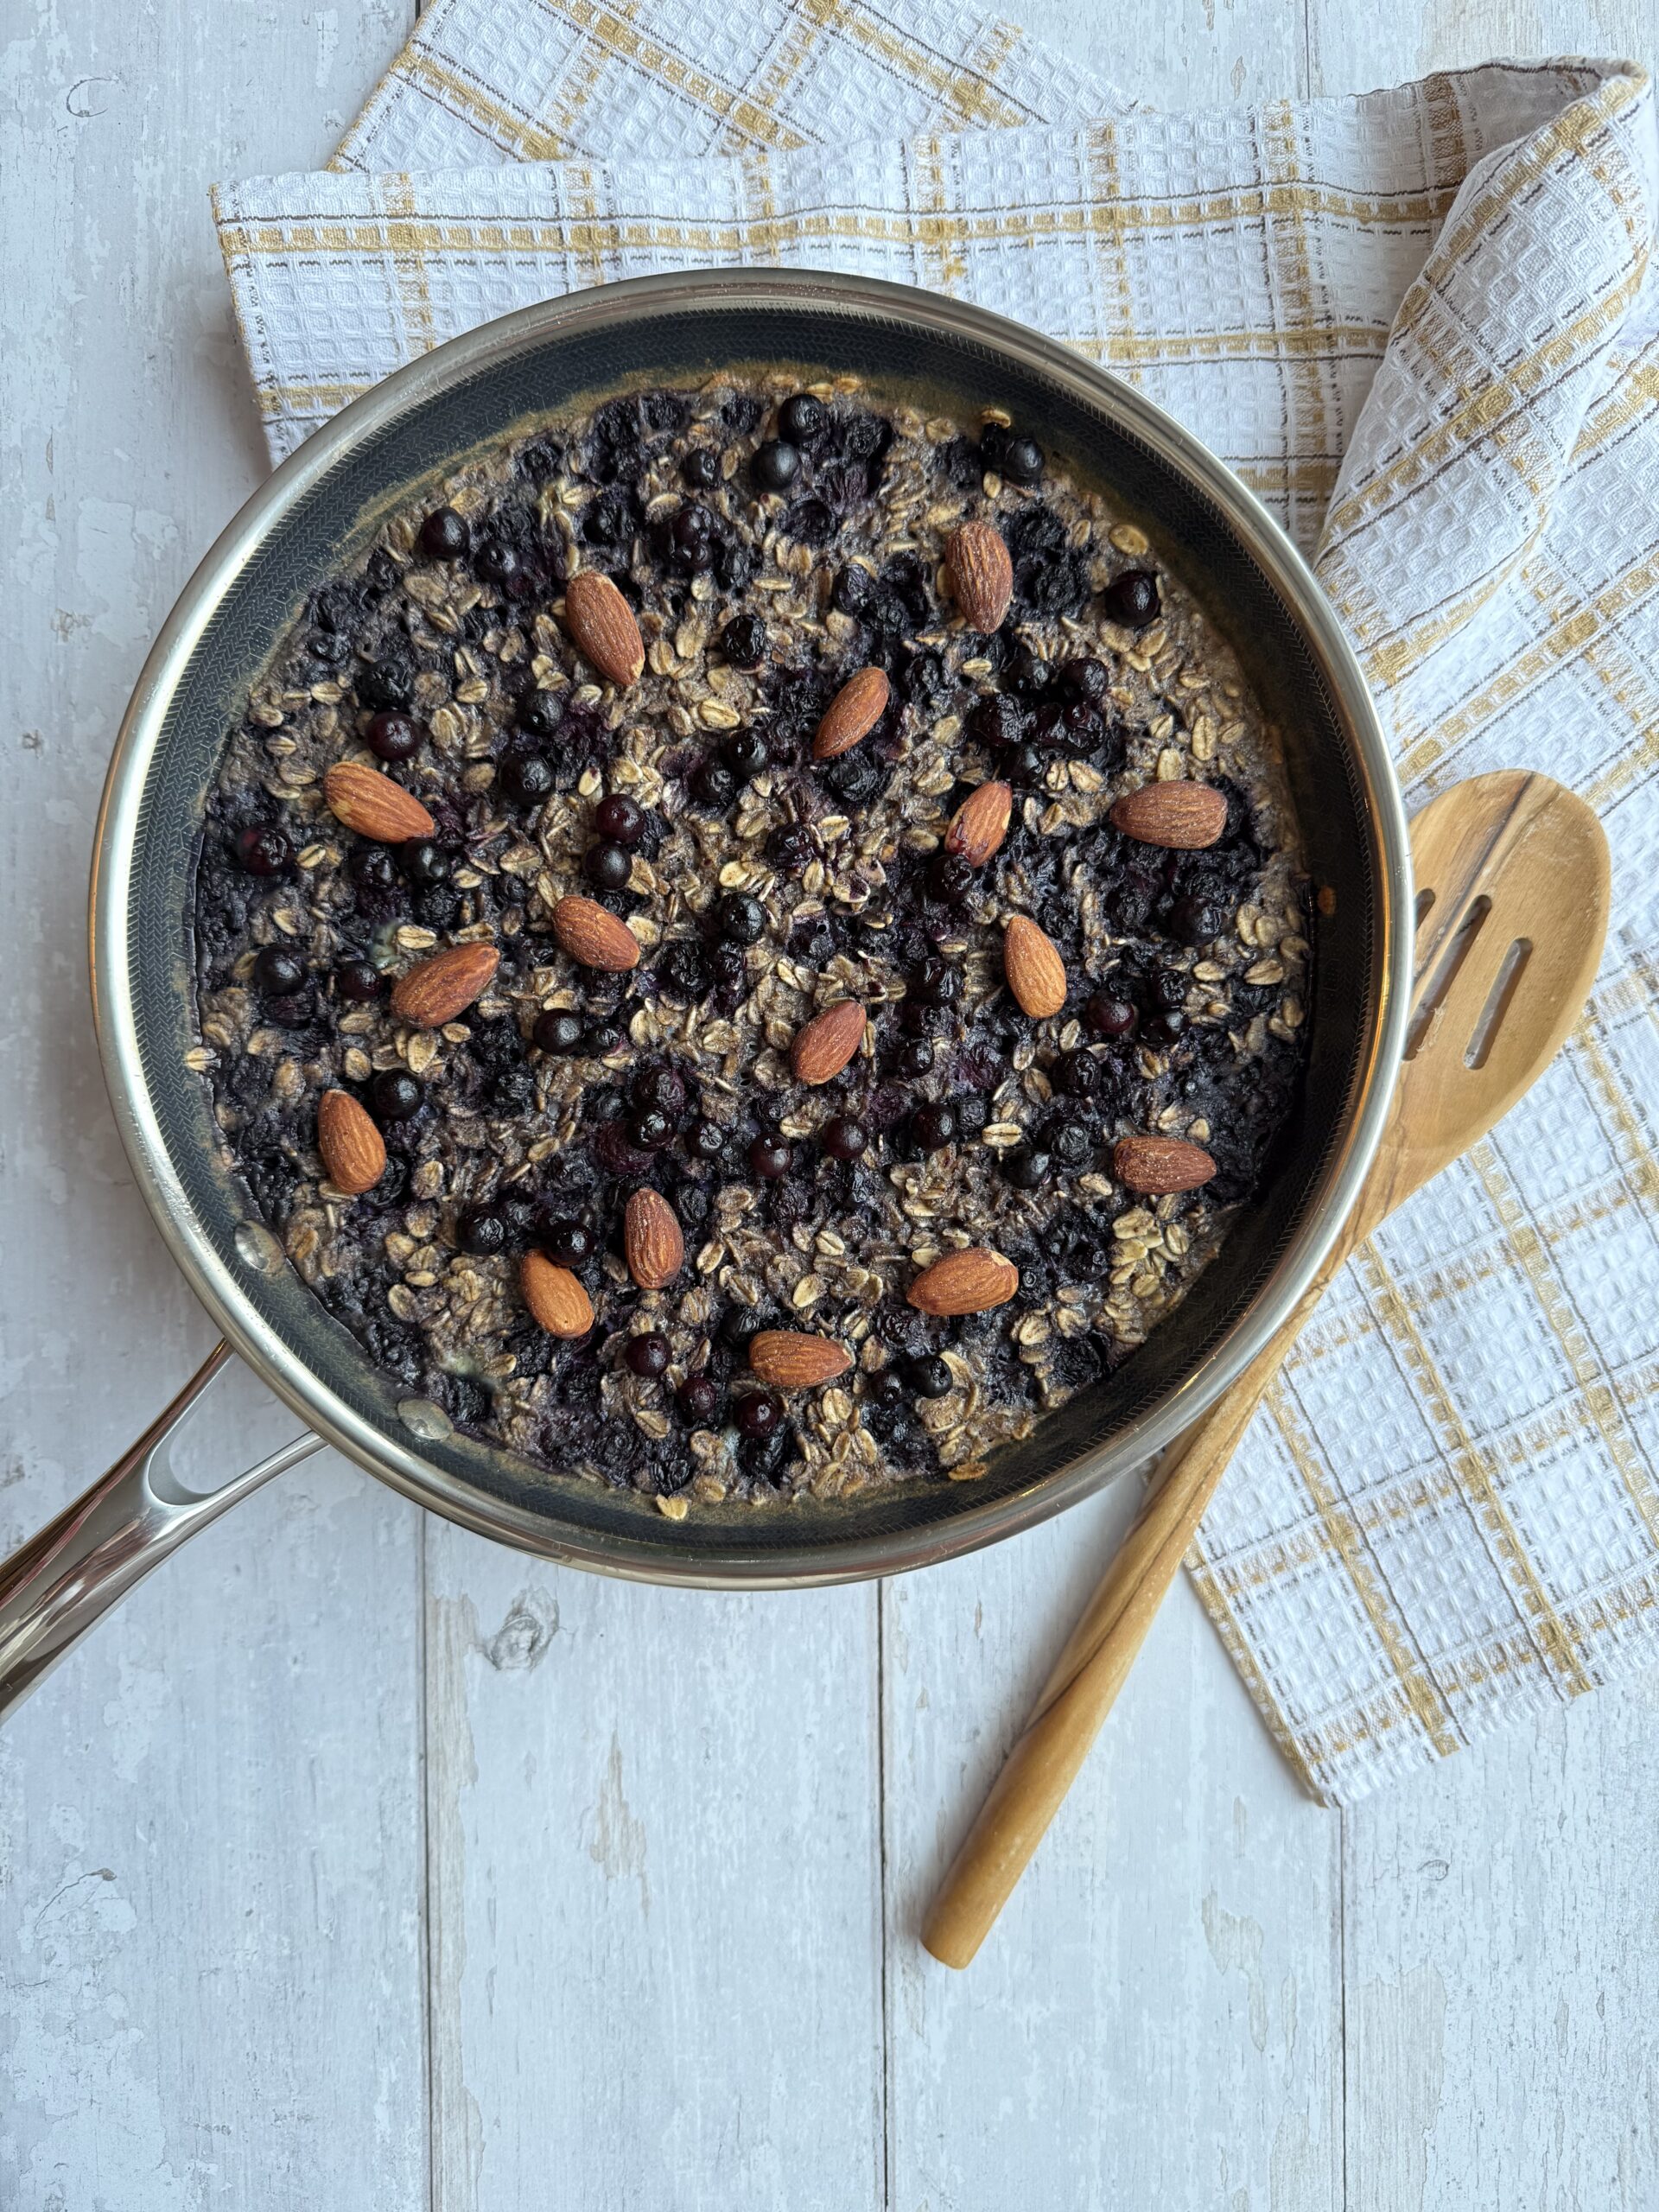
(189, 372, 1311, 1510)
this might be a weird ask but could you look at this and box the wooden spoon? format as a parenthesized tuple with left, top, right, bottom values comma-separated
(922, 771, 1610, 1969)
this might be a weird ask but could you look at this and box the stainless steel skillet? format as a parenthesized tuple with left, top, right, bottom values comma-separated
(0, 270, 1411, 1716)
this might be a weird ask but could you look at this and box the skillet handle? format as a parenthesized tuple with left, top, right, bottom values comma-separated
(0, 1344, 322, 1721)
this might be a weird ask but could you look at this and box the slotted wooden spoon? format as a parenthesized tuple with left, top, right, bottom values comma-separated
(923, 770, 1610, 1968)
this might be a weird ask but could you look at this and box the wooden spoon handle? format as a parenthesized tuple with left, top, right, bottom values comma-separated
(920, 1209, 1371, 1971)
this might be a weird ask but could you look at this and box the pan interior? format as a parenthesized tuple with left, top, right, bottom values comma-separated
(107, 280, 1394, 1584)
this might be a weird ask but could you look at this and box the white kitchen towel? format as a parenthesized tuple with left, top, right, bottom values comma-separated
(212, 0, 1659, 1804)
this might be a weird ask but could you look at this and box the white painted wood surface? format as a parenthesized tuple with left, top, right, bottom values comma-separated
(2, 3, 1656, 2206)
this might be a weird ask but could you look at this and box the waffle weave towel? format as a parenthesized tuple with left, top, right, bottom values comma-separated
(213, 0, 1659, 1804)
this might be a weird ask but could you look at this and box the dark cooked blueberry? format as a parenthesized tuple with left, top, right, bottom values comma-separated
(896, 1039, 934, 1079)
(400, 842, 451, 890)
(779, 392, 825, 442)
(1002, 435, 1044, 485)
(712, 537, 754, 594)
(969, 693, 1025, 749)
(366, 710, 420, 762)
(581, 1020, 624, 1059)
(372, 1069, 423, 1122)
(719, 613, 768, 670)
(357, 658, 414, 712)
(1150, 969, 1187, 1012)
(689, 1117, 727, 1160)
(517, 690, 563, 739)
(707, 942, 747, 1000)
(823, 747, 881, 805)
(264, 992, 312, 1030)
(911, 1103, 957, 1152)
(628, 1109, 671, 1151)
(978, 422, 1012, 470)
(867, 1368, 907, 1409)
(681, 448, 720, 489)
(909, 1354, 954, 1400)
(474, 538, 521, 586)
(677, 1374, 720, 1423)
(1084, 991, 1137, 1038)
(335, 958, 384, 1003)
(251, 944, 304, 994)
(1056, 702, 1106, 753)
(543, 1218, 594, 1267)
(724, 728, 769, 780)
(715, 891, 765, 944)
(767, 821, 818, 873)
(690, 756, 736, 809)
(632, 1064, 688, 1116)
(1057, 655, 1109, 706)
(910, 956, 958, 1006)
(1006, 741, 1046, 787)
(625, 1332, 671, 1379)
(670, 503, 715, 569)
(748, 1135, 791, 1180)
(1005, 644, 1051, 699)
(350, 845, 398, 894)
(753, 439, 800, 493)
(1101, 568, 1160, 628)
(1051, 1121, 1093, 1166)
(1003, 1146, 1052, 1190)
(721, 1306, 764, 1353)
(458, 1205, 507, 1256)
(821, 1116, 868, 1162)
(831, 563, 874, 615)
(1143, 1010, 1185, 1044)
(1169, 894, 1225, 946)
(235, 824, 291, 876)
(593, 793, 645, 845)
(420, 507, 469, 559)
(586, 840, 632, 891)
(899, 999, 939, 1039)
(515, 431, 564, 487)
(655, 939, 709, 1001)
(499, 751, 554, 806)
(735, 1391, 782, 1439)
(533, 1008, 584, 1054)
(929, 854, 975, 904)
(1055, 1049, 1103, 1097)
(584, 486, 640, 550)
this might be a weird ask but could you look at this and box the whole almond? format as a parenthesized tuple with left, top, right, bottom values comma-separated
(813, 667, 890, 760)
(946, 520, 1014, 633)
(907, 1249, 1020, 1317)
(1002, 915, 1068, 1018)
(316, 1088, 385, 1196)
(1113, 1135, 1217, 1194)
(562, 571, 645, 687)
(520, 1252, 595, 1338)
(552, 894, 641, 972)
(391, 942, 499, 1029)
(944, 779, 1013, 867)
(748, 1331, 852, 1388)
(624, 1188, 684, 1291)
(790, 999, 868, 1085)
(323, 761, 435, 843)
(1109, 782, 1229, 850)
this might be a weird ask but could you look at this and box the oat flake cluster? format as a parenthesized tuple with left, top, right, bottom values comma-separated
(190, 371, 1310, 1513)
